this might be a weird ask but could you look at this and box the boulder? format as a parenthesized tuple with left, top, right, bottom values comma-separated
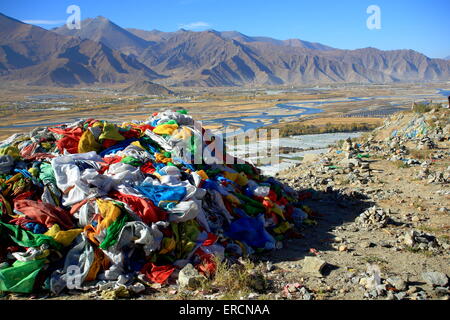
(421, 272, 448, 287)
(301, 256, 327, 277)
(178, 263, 206, 289)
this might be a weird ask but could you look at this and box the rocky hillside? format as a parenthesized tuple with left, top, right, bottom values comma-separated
(267, 106, 449, 300)
(122, 80, 174, 96)
(1, 106, 448, 302)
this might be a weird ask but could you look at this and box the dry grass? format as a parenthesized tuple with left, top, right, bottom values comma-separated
(268, 117, 382, 130)
(404, 246, 434, 257)
(199, 257, 268, 299)
(301, 117, 382, 127)
(361, 255, 388, 265)
(408, 149, 434, 160)
(393, 160, 410, 169)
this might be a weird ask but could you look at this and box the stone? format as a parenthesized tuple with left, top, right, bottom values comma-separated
(386, 277, 408, 291)
(338, 245, 348, 252)
(403, 230, 438, 248)
(150, 283, 162, 289)
(247, 292, 259, 299)
(97, 281, 115, 291)
(411, 291, 428, 300)
(407, 286, 418, 294)
(434, 287, 450, 296)
(247, 270, 267, 292)
(178, 263, 206, 289)
(368, 289, 378, 298)
(355, 206, 389, 230)
(359, 277, 369, 287)
(301, 256, 327, 277)
(360, 241, 375, 248)
(418, 243, 428, 250)
(394, 292, 407, 300)
(422, 272, 448, 287)
(351, 276, 360, 284)
(130, 282, 146, 294)
(298, 287, 313, 300)
(379, 241, 393, 248)
(117, 274, 132, 285)
(375, 284, 387, 296)
(286, 284, 298, 293)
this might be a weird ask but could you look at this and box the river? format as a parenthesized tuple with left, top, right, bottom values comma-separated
(227, 131, 365, 176)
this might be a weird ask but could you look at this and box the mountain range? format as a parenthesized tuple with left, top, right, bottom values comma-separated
(1, 12, 449, 88)
(0, 13, 163, 87)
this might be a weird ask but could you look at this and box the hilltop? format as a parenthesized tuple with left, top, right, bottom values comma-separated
(122, 80, 174, 96)
(0, 104, 448, 301)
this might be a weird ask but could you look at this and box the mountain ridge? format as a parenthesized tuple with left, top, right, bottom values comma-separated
(0, 13, 163, 87)
(2, 13, 450, 87)
(50, 16, 450, 87)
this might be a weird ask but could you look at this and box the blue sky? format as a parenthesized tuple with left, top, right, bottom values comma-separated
(1, 0, 449, 58)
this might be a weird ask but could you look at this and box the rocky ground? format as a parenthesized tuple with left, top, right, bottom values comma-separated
(263, 106, 450, 300)
(2, 107, 449, 301)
